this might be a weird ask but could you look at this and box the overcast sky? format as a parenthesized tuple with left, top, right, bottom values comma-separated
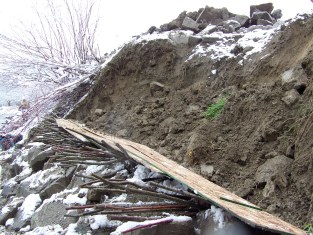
(0, 0, 312, 52)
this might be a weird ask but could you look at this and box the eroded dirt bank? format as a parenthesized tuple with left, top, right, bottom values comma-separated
(69, 12, 313, 227)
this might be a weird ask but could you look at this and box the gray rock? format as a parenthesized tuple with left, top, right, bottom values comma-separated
(197, 25, 218, 36)
(196, 6, 233, 24)
(261, 125, 278, 142)
(0, 197, 24, 225)
(223, 20, 241, 31)
(65, 166, 76, 182)
(202, 35, 220, 44)
(251, 11, 274, 25)
(188, 35, 202, 46)
(147, 26, 157, 34)
(12, 194, 41, 231)
(263, 180, 275, 197)
(272, 9, 283, 19)
(30, 148, 55, 172)
(116, 129, 129, 138)
(26, 144, 47, 163)
(257, 19, 273, 26)
(87, 188, 103, 202)
(1, 180, 17, 197)
(16, 182, 36, 198)
(17, 167, 66, 197)
(169, 31, 190, 45)
(150, 81, 165, 96)
(243, 46, 254, 54)
(255, 155, 293, 184)
(181, 16, 199, 32)
(31, 201, 77, 229)
(94, 109, 104, 116)
(200, 165, 214, 177)
(236, 179, 254, 198)
(250, 3, 274, 17)
(231, 15, 250, 28)
(281, 89, 300, 106)
(39, 176, 68, 200)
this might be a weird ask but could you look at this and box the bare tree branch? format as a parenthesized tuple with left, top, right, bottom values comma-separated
(0, 0, 102, 84)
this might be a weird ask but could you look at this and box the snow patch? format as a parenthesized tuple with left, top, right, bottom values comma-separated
(65, 223, 81, 235)
(205, 206, 226, 229)
(126, 165, 150, 187)
(5, 218, 14, 227)
(20, 165, 63, 189)
(111, 215, 191, 235)
(25, 224, 64, 235)
(63, 188, 88, 205)
(19, 194, 42, 220)
(157, 179, 188, 195)
(89, 215, 110, 230)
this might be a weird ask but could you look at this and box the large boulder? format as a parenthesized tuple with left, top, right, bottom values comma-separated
(231, 15, 250, 28)
(12, 194, 42, 231)
(39, 176, 68, 200)
(169, 31, 192, 45)
(29, 148, 55, 172)
(250, 3, 274, 17)
(26, 143, 47, 163)
(181, 16, 199, 32)
(31, 201, 77, 229)
(188, 35, 202, 46)
(196, 6, 234, 24)
(160, 11, 186, 32)
(17, 166, 66, 197)
(1, 180, 18, 197)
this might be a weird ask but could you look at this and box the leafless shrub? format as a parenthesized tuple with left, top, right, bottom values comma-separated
(0, 0, 101, 84)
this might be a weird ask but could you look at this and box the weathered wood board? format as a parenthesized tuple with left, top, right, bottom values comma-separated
(56, 119, 306, 235)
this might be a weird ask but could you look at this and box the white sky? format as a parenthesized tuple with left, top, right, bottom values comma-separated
(0, 0, 312, 52)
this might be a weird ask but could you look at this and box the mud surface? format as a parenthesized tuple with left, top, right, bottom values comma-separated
(69, 16, 313, 227)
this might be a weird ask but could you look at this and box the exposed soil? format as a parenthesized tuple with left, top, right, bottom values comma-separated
(69, 15, 313, 227)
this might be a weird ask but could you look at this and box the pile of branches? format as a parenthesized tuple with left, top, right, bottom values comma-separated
(33, 117, 211, 227)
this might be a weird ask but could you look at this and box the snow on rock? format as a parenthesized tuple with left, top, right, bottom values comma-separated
(5, 218, 14, 227)
(88, 215, 120, 231)
(85, 165, 107, 176)
(157, 179, 188, 195)
(20, 225, 31, 232)
(65, 223, 82, 235)
(20, 165, 64, 189)
(19, 194, 42, 220)
(111, 215, 192, 235)
(35, 188, 78, 212)
(186, 26, 278, 62)
(63, 188, 88, 205)
(126, 165, 150, 187)
(25, 224, 64, 235)
(205, 206, 226, 229)
(237, 27, 276, 58)
(131, 31, 171, 45)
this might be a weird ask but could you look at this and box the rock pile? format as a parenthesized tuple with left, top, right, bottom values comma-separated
(151, 3, 281, 35)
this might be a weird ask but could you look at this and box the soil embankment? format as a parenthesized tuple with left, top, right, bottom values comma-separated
(70, 11, 313, 227)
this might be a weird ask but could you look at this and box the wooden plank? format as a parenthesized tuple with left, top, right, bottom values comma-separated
(56, 119, 306, 235)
